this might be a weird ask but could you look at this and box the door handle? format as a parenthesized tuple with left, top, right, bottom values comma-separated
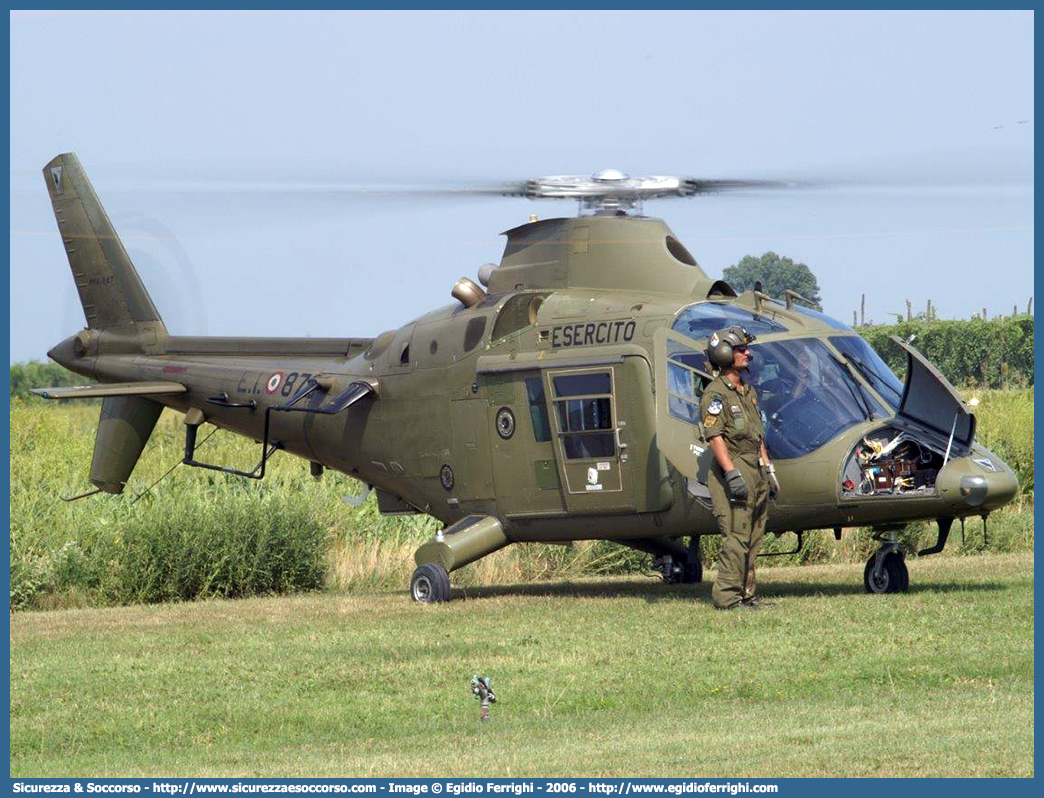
(615, 427, 628, 449)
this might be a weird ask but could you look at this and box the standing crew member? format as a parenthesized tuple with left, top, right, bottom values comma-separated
(699, 325, 781, 609)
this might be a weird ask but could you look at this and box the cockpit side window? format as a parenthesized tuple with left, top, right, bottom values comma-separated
(666, 337, 712, 425)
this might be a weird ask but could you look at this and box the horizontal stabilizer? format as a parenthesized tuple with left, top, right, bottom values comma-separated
(32, 381, 187, 400)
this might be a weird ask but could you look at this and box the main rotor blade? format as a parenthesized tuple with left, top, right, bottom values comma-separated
(77, 170, 1028, 202)
(12, 145, 1028, 215)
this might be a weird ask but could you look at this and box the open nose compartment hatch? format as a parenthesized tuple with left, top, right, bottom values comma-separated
(840, 427, 945, 498)
(841, 335, 977, 500)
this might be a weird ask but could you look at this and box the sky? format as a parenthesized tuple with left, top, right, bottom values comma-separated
(9, 10, 1034, 362)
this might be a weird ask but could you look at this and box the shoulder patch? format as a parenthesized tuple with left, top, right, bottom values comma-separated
(704, 414, 717, 427)
(707, 397, 723, 415)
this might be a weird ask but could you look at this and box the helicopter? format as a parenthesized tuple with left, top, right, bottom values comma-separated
(34, 154, 1019, 602)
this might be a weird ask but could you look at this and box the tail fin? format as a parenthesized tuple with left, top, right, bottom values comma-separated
(44, 153, 165, 331)
(90, 396, 164, 494)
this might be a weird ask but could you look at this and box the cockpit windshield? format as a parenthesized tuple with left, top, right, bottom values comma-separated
(746, 338, 888, 459)
(668, 304, 894, 458)
(793, 305, 852, 331)
(671, 302, 788, 340)
(829, 335, 904, 410)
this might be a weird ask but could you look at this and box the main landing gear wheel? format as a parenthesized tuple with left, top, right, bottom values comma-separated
(658, 537, 703, 584)
(411, 563, 451, 603)
(863, 551, 909, 594)
(682, 535, 703, 583)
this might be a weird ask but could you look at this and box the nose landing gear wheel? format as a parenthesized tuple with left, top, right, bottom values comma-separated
(863, 551, 909, 594)
(411, 563, 452, 603)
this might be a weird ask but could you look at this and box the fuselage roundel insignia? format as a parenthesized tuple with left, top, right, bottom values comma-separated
(265, 372, 284, 394)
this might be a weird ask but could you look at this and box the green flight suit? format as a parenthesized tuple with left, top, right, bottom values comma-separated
(699, 374, 770, 609)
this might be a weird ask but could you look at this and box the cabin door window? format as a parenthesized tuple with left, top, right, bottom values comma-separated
(545, 367, 630, 507)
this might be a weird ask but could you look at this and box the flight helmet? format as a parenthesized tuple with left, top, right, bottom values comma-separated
(707, 325, 756, 369)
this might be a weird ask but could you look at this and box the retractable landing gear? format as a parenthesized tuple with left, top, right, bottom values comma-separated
(863, 527, 909, 594)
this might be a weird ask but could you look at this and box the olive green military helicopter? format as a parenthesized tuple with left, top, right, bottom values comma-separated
(35, 155, 1018, 602)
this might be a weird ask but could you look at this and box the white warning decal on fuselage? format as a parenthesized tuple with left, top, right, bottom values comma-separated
(585, 466, 603, 490)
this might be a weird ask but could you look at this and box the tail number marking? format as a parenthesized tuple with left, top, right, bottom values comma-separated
(263, 371, 314, 397)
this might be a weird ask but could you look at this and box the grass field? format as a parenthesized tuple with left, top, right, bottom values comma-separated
(10, 553, 1034, 778)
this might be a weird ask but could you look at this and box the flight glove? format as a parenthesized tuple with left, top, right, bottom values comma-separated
(725, 468, 748, 502)
(767, 463, 780, 500)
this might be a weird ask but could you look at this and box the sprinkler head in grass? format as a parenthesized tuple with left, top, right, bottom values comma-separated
(471, 675, 496, 722)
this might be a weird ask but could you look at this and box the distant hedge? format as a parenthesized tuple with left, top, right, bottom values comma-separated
(860, 316, 1033, 389)
(9, 361, 84, 398)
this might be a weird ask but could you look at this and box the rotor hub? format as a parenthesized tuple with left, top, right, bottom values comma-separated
(518, 171, 700, 215)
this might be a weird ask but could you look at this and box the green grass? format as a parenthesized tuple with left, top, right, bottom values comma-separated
(9, 553, 1034, 777)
